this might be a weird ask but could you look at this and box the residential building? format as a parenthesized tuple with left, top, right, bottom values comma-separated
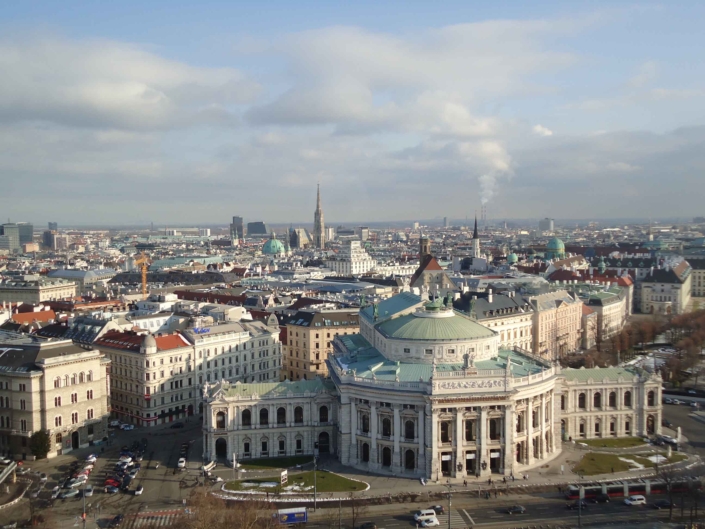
(528, 290, 583, 359)
(0, 278, 77, 304)
(640, 262, 692, 315)
(0, 331, 110, 459)
(283, 309, 359, 381)
(47, 268, 117, 293)
(203, 292, 661, 481)
(0, 224, 20, 253)
(690, 260, 705, 298)
(325, 240, 376, 276)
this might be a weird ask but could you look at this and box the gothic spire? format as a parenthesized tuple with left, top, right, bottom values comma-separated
(316, 183, 321, 210)
(473, 214, 478, 239)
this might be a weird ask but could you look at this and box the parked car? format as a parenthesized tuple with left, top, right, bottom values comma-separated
(688, 389, 697, 395)
(591, 493, 610, 503)
(16, 467, 30, 475)
(104, 486, 120, 494)
(429, 505, 445, 515)
(84, 485, 93, 497)
(122, 424, 135, 431)
(134, 485, 144, 496)
(39, 473, 47, 482)
(118, 455, 132, 463)
(624, 495, 647, 506)
(421, 518, 440, 528)
(567, 500, 589, 510)
(104, 479, 121, 488)
(177, 458, 186, 469)
(109, 514, 124, 527)
(414, 510, 437, 522)
(0, 458, 12, 465)
(109, 420, 121, 427)
(128, 468, 139, 478)
(653, 499, 673, 509)
(170, 422, 185, 429)
(507, 506, 526, 514)
(59, 489, 80, 500)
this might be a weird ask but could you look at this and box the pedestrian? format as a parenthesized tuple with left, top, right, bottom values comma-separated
(487, 477, 491, 485)
(503, 476, 506, 484)
(463, 479, 467, 487)
(494, 489, 497, 498)
(511, 474, 515, 482)
(611, 467, 614, 473)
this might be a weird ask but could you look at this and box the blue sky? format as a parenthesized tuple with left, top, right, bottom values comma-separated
(1, 1, 704, 224)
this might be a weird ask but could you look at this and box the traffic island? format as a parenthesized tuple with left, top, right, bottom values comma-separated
(572, 452, 688, 476)
(224, 470, 367, 494)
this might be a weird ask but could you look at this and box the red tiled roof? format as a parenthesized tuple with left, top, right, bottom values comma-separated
(95, 330, 190, 352)
(155, 334, 191, 350)
(410, 255, 444, 286)
(12, 310, 57, 325)
(582, 305, 595, 315)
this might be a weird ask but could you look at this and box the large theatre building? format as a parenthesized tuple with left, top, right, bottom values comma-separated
(202, 293, 661, 481)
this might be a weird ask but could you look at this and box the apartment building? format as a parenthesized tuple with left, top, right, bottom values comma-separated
(0, 277, 77, 304)
(94, 319, 282, 426)
(640, 262, 692, 315)
(0, 331, 110, 459)
(283, 309, 359, 381)
(528, 290, 583, 359)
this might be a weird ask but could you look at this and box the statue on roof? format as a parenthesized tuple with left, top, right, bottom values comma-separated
(444, 291, 454, 307)
(360, 294, 367, 308)
(468, 298, 476, 319)
(372, 303, 379, 321)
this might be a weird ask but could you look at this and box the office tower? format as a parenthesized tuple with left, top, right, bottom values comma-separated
(48, 222, 58, 231)
(0, 224, 20, 252)
(17, 222, 33, 244)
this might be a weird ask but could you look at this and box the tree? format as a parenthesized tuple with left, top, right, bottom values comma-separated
(29, 430, 51, 459)
(655, 462, 680, 522)
(349, 492, 369, 529)
(177, 490, 277, 529)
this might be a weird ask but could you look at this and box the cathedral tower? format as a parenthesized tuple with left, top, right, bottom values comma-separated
(471, 215, 481, 258)
(313, 184, 325, 249)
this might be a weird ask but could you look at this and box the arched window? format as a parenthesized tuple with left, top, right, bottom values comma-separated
(405, 420, 415, 440)
(560, 395, 565, 410)
(260, 408, 269, 426)
(277, 407, 286, 425)
(64, 375, 69, 387)
(55, 416, 62, 427)
(87, 371, 93, 382)
(624, 391, 632, 407)
(382, 417, 392, 437)
(54, 396, 61, 407)
(647, 391, 655, 407)
(242, 409, 251, 427)
(593, 392, 602, 408)
(71, 374, 77, 385)
(79, 372, 85, 384)
(294, 406, 303, 424)
(578, 393, 586, 409)
(54, 377, 61, 389)
(319, 406, 328, 424)
(361, 414, 370, 433)
(440, 421, 451, 443)
(216, 411, 226, 429)
(609, 392, 616, 408)
(71, 412, 78, 424)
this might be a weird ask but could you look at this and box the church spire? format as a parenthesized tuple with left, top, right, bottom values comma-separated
(313, 184, 325, 250)
(317, 183, 321, 209)
(473, 214, 479, 239)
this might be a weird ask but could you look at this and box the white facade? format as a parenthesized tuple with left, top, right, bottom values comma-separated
(325, 240, 376, 276)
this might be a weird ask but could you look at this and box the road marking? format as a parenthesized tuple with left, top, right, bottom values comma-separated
(462, 509, 474, 525)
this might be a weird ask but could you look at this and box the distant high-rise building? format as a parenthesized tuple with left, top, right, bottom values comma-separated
(356, 226, 369, 242)
(43, 230, 55, 248)
(199, 228, 211, 237)
(246, 221, 269, 236)
(0, 224, 20, 252)
(413, 222, 420, 230)
(539, 218, 555, 232)
(313, 184, 325, 249)
(48, 222, 58, 231)
(443, 217, 449, 228)
(230, 216, 244, 241)
(17, 222, 33, 244)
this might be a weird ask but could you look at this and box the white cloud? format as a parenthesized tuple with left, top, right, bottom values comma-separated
(628, 60, 657, 88)
(532, 124, 554, 137)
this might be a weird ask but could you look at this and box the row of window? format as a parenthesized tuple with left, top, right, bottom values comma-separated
(53, 371, 93, 388)
(54, 410, 94, 427)
(54, 391, 93, 407)
(562, 390, 654, 410)
(215, 406, 330, 429)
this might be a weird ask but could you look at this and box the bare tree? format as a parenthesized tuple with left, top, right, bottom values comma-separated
(176, 490, 278, 529)
(349, 492, 369, 529)
(655, 462, 680, 522)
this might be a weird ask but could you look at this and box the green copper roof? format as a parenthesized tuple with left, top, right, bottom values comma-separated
(216, 378, 335, 398)
(376, 311, 495, 341)
(562, 366, 640, 383)
(360, 292, 421, 322)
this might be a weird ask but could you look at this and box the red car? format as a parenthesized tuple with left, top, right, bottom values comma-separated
(104, 479, 120, 488)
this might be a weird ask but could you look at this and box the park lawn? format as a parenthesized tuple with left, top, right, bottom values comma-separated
(225, 470, 366, 493)
(238, 456, 313, 470)
(573, 452, 688, 476)
(580, 437, 647, 448)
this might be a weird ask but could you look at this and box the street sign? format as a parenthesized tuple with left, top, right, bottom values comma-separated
(281, 470, 288, 485)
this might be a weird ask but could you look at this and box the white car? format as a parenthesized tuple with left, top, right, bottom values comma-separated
(84, 485, 93, 497)
(421, 517, 440, 527)
(109, 420, 121, 427)
(134, 485, 144, 496)
(118, 456, 132, 463)
(624, 495, 646, 506)
(177, 458, 186, 469)
(121, 424, 135, 431)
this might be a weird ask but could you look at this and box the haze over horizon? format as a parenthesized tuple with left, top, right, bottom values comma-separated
(2, 1, 704, 225)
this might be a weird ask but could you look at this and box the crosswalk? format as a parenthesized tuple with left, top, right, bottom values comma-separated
(433, 509, 470, 529)
(128, 510, 183, 528)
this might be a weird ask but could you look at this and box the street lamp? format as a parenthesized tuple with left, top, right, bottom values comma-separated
(445, 480, 452, 529)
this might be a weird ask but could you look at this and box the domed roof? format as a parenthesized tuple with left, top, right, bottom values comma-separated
(547, 237, 565, 250)
(507, 253, 518, 264)
(262, 232, 286, 255)
(376, 307, 495, 341)
(143, 334, 157, 349)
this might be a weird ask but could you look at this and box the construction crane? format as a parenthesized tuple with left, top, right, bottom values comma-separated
(133, 252, 151, 300)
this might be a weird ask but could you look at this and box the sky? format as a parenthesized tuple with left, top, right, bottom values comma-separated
(1, 1, 705, 226)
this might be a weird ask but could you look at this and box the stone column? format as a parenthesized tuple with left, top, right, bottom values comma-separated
(503, 405, 515, 476)
(393, 405, 401, 472)
(370, 402, 378, 469)
(418, 407, 426, 475)
(454, 408, 464, 479)
(539, 393, 546, 459)
(430, 407, 439, 481)
(527, 402, 534, 465)
(350, 399, 357, 463)
(287, 402, 293, 427)
(479, 406, 488, 477)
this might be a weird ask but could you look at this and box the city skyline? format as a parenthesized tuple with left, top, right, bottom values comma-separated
(2, 2, 705, 223)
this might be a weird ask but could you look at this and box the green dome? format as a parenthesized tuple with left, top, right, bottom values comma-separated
(547, 237, 565, 250)
(376, 309, 495, 341)
(262, 232, 286, 255)
(507, 253, 518, 264)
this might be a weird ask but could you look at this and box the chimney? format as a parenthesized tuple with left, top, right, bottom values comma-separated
(488, 288, 493, 303)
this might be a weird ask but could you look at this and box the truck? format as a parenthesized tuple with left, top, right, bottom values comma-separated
(277, 507, 307, 525)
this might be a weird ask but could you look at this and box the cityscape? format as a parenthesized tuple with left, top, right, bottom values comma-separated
(1, 2, 705, 529)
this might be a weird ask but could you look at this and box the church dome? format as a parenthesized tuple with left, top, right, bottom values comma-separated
(506, 253, 518, 264)
(547, 237, 565, 251)
(262, 232, 286, 256)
